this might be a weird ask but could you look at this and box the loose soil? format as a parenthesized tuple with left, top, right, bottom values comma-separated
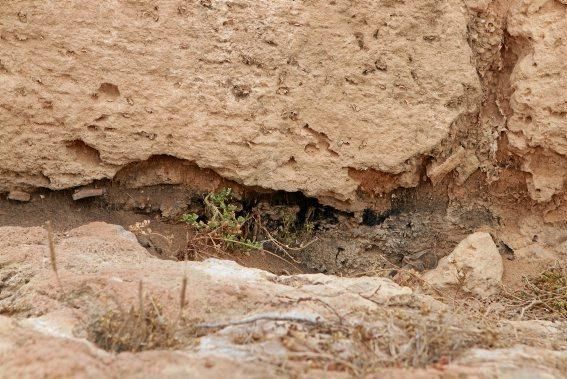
(0, 186, 307, 275)
(1, 179, 560, 295)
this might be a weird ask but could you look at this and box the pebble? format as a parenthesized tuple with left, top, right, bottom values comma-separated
(7, 190, 31, 202)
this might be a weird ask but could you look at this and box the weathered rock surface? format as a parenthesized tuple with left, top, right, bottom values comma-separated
(0, 0, 480, 207)
(0, 223, 564, 378)
(507, 0, 567, 202)
(423, 232, 503, 298)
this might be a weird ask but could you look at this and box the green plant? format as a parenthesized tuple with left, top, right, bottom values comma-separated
(180, 213, 199, 226)
(277, 207, 315, 245)
(181, 188, 262, 251)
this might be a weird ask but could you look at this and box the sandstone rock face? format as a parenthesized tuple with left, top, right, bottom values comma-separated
(423, 232, 503, 298)
(0, 223, 564, 378)
(0, 0, 480, 206)
(507, 1, 567, 202)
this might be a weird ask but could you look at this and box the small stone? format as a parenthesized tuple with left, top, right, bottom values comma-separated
(426, 146, 467, 185)
(7, 190, 31, 202)
(72, 188, 105, 201)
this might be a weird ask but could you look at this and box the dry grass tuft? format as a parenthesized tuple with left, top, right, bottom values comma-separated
(87, 279, 197, 353)
(87, 298, 179, 353)
(502, 265, 567, 321)
(274, 305, 500, 376)
(351, 310, 498, 370)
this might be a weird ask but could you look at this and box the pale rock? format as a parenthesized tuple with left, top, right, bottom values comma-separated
(426, 146, 466, 185)
(456, 150, 480, 185)
(423, 232, 503, 298)
(502, 320, 567, 348)
(507, 1, 567, 202)
(514, 243, 557, 260)
(463, 0, 492, 12)
(0, 0, 480, 207)
(526, 173, 564, 203)
(0, 223, 563, 378)
(455, 346, 567, 379)
(7, 191, 31, 202)
(72, 187, 106, 201)
(522, 153, 567, 202)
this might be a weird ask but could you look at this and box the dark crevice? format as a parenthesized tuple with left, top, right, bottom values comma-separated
(362, 208, 400, 226)
(240, 191, 347, 230)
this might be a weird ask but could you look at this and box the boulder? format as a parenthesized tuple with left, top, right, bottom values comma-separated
(423, 232, 503, 298)
(0, 0, 480, 207)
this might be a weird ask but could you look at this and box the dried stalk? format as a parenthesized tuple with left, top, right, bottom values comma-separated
(46, 221, 62, 290)
(178, 276, 187, 322)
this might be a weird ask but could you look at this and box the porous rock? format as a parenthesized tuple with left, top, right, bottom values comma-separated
(507, 1, 567, 202)
(0, 223, 563, 378)
(423, 232, 503, 298)
(0, 0, 480, 207)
